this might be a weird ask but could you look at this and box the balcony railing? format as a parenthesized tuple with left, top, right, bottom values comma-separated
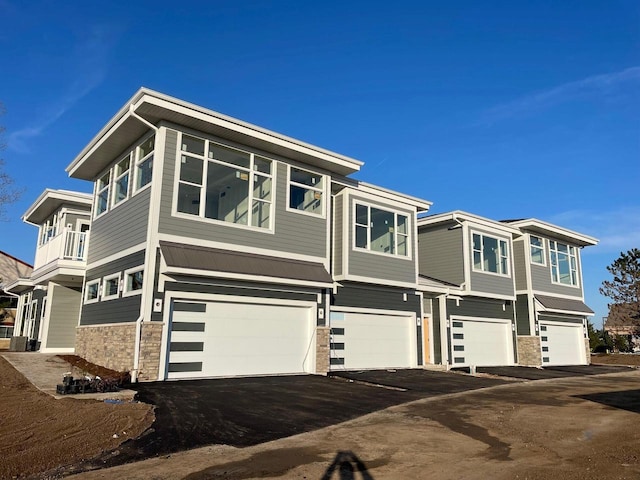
(34, 229, 89, 270)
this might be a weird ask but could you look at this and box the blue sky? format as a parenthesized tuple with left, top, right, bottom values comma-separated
(1, 0, 638, 325)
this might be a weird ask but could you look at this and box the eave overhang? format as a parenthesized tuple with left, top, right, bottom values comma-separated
(504, 219, 598, 247)
(23, 189, 93, 226)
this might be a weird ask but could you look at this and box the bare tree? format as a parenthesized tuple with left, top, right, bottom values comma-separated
(600, 248, 640, 327)
(0, 103, 22, 219)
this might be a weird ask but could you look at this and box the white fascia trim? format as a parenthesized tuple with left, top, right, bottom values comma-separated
(416, 284, 461, 295)
(347, 188, 422, 214)
(137, 92, 363, 172)
(418, 211, 521, 236)
(77, 322, 138, 328)
(332, 274, 418, 289)
(537, 318, 586, 327)
(355, 182, 432, 211)
(507, 219, 598, 246)
(539, 307, 593, 317)
(331, 306, 416, 317)
(450, 315, 513, 324)
(162, 266, 334, 289)
(86, 244, 147, 270)
(22, 189, 93, 225)
(157, 233, 328, 266)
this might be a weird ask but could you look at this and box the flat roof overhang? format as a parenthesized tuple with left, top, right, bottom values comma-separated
(23, 189, 92, 226)
(67, 88, 364, 181)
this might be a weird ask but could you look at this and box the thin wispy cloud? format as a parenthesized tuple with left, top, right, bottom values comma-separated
(481, 66, 640, 124)
(549, 206, 640, 254)
(8, 24, 121, 153)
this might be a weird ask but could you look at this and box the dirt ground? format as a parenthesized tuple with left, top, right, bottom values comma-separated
(0, 356, 154, 479)
(2, 355, 639, 480)
(591, 353, 640, 366)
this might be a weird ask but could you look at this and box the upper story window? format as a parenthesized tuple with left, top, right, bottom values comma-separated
(354, 203, 409, 257)
(530, 235, 545, 265)
(176, 134, 273, 230)
(472, 233, 509, 275)
(288, 167, 324, 216)
(39, 214, 59, 245)
(135, 135, 154, 191)
(113, 154, 131, 206)
(94, 134, 155, 218)
(95, 172, 111, 216)
(549, 240, 578, 286)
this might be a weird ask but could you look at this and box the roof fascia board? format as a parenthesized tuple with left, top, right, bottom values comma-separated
(418, 211, 521, 235)
(508, 219, 598, 246)
(356, 182, 432, 210)
(22, 189, 93, 225)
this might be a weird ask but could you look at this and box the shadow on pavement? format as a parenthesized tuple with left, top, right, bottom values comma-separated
(475, 364, 634, 380)
(576, 388, 640, 414)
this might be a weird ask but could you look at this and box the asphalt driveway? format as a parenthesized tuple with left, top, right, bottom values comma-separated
(83, 371, 507, 470)
(476, 364, 634, 380)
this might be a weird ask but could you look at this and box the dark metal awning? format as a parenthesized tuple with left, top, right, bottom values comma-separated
(535, 294, 594, 315)
(160, 241, 333, 286)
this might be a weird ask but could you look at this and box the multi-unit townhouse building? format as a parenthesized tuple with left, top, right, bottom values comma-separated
(8, 89, 599, 379)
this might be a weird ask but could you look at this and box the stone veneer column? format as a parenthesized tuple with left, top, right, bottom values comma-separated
(75, 324, 136, 373)
(516, 335, 542, 367)
(584, 337, 591, 365)
(137, 322, 165, 381)
(315, 326, 330, 375)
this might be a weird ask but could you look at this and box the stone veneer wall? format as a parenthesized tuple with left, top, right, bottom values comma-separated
(584, 337, 591, 365)
(316, 326, 330, 375)
(137, 322, 164, 381)
(76, 322, 165, 380)
(517, 335, 541, 367)
(76, 324, 136, 373)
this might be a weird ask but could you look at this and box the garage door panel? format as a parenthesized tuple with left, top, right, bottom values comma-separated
(451, 318, 513, 367)
(168, 300, 313, 379)
(540, 323, 585, 366)
(330, 312, 414, 370)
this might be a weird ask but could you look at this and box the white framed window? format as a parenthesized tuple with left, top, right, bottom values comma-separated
(112, 153, 131, 206)
(84, 279, 100, 304)
(175, 134, 273, 230)
(472, 232, 509, 275)
(549, 240, 578, 286)
(102, 273, 121, 301)
(39, 214, 59, 245)
(530, 235, 546, 265)
(354, 203, 409, 257)
(287, 166, 325, 217)
(135, 135, 154, 192)
(95, 171, 111, 217)
(123, 267, 144, 296)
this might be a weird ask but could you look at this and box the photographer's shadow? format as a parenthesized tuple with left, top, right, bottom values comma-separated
(321, 451, 374, 480)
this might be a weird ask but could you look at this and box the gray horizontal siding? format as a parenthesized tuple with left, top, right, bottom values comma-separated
(332, 282, 421, 316)
(538, 314, 585, 325)
(417, 222, 464, 286)
(468, 227, 515, 297)
(531, 263, 583, 297)
(446, 297, 514, 321)
(347, 195, 417, 284)
(46, 284, 81, 348)
(158, 128, 328, 259)
(88, 189, 150, 264)
(86, 251, 146, 282)
(333, 194, 343, 277)
(515, 294, 531, 335)
(513, 239, 528, 291)
(80, 296, 142, 325)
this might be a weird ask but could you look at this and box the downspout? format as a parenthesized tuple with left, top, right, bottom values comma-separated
(129, 104, 159, 383)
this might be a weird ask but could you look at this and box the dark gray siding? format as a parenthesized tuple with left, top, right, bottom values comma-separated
(346, 195, 417, 284)
(80, 251, 146, 326)
(417, 222, 464, 286)
(46, 284, 81, 348)
(87, 189, 150, 264)
(432, 298, 442, 364)
(158, 128, 328, 259)
(513, 239, 528, 291)
(333, 194, 343, 277)
(468, 227, 515, 297)
(445, 297, 514, 321)
(332, 282, 421, 315)
(538, 314, 585, 325)
(515, 294, 531, 335)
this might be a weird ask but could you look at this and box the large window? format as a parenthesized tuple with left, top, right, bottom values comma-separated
(473, 233, 509, 275)
(288, 167, 324, 216)
(530, 235, 545, 265)
(95, 172, 111, 217)
(549, 240, 578, 286)
(354, 203, 409, 256)
(113, 154, 131, 206)
(135, 135, 154, 191)
(176, 135, 273, 229)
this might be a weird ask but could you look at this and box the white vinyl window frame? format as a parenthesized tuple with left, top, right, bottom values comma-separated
(84, 279, 101, 304)
(102, 273, 121, 301)
(472, 232, 510, 276)
(173, 133, 275, 232)
(94, 171, 111, 219)
(112, 153, 132, 207)
(529, 235, 546, 266)
(134, 134, 155, 193)
(123, 266, 144, 297)
(286, 165, 326, 218)
(352, 202, 411, 258)
(549, 240, 579, 287)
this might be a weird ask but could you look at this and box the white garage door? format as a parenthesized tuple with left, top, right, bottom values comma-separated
(329, 312, 415, 370)
(167, 300, 313, 379)
(450, 318, 514, 367)
(539, 323, 586, 366)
